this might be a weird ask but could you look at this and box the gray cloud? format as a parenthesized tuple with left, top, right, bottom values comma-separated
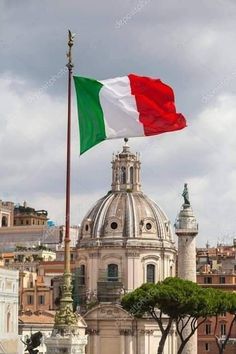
(1, 0, 236, 246)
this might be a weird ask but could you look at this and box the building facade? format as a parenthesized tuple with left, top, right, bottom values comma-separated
(75, 142, 177, 354)
(14, 201, 48, 226)
(0, 267, 22, 353)
(0, 200, 14, 228)
(197, 244, 236, 354)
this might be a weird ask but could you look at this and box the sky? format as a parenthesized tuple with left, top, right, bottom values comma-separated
(1, 0, 236, 247)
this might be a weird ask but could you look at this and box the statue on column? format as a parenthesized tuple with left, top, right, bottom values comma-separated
(182, 183, 190, 206)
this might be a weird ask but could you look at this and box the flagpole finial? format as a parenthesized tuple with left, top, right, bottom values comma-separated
(66, 30, 75, 70)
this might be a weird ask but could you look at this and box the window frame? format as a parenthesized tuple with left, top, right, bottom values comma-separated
(146, 264, 155, 283)
(38, 295, 45, 305)
(205, 323, 211, 335)
(107, 264, 118, 282)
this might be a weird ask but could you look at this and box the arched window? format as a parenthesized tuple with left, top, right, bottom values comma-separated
(129, 167, 134, 184)
(107, 264, 118, 281)
(2, 216, 8, 227)
(146, 264, 155, 283)
(6, 312, 10, 332)
(130, 167, 134, 184)
(121, 167, 126, 184)
(79, 265, 85, 285)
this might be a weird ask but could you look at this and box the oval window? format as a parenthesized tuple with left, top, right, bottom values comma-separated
(111, 222, 118, 230)
(146, 222, 152, 230)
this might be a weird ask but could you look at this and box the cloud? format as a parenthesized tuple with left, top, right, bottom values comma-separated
(1, 0, 236, 247)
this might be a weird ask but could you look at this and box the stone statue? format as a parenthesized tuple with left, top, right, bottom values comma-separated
(182, 183, 190, 205)
(22, 331, 42, 354)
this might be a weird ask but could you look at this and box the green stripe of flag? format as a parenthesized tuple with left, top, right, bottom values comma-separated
(73, 76, 106, 154)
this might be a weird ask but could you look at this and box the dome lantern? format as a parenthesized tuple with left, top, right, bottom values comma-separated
(111, 139, 141, 192)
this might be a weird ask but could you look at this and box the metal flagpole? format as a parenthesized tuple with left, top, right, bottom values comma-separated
(54, 30, 78, 331)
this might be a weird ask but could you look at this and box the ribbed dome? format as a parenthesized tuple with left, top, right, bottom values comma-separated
(78, 142, 175, 248)
(79, 191, 174, 246)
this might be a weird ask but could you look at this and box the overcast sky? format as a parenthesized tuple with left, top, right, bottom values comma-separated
(1, 0, 236, 246)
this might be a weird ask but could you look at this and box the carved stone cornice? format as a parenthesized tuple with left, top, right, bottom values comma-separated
(119, 329, 134, 336)
(86, 328, 99, 335)
(126, 251, 140, 257)
(139, 329, 154, 335)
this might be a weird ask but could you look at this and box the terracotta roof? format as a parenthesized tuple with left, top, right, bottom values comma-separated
(1, 253, 14, 257)
(19, 310, 55, 324)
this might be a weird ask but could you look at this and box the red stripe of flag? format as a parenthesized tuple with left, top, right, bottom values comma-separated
(128, 74, 187, 136)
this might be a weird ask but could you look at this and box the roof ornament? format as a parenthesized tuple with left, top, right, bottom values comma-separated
(182, 183, 190, 206)
(124, 137, 129, 145)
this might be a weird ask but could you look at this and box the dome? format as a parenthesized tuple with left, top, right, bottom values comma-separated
(79, 191, 174, 244)
(78, 141, 175, 248)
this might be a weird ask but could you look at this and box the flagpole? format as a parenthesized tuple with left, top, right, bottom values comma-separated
(54, 30, 78, 330)
(65, 31, 73, 274)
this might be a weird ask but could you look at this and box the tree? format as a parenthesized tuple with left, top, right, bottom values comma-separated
(121, 277, 224, 354)
(121, 282, 174, 354)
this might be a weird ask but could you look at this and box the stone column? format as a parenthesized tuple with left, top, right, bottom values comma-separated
(120, 329, 134, 354)
(175, 185, 198, 354)
(86, 328, 100, 354)
(120, 331, 125, 354)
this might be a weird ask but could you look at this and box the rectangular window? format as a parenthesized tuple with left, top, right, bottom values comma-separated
(205, 343, 209, 351)
(220, 323, 226, 336)
(78, 265, 85, 285)
(27, 295, 34, 305)
(147, 264, 155, 283)
(205, 324, 211, 335)
(38, 295, 45, 305)
(219, 276, 225, 284)
(204, 277, 212, 284)
(107, 264, 118, 281)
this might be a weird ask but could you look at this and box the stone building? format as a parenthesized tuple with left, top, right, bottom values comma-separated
(14, 201, 48, 226)
(75, 142, 177, 354)
(197, 244, 236, 354)
(0, 267, 22, 353)
(19, 310, 55, 354)
(0, 200, 14, 227)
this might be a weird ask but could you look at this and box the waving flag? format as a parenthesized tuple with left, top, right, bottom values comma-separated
(74, 74, 186, 154)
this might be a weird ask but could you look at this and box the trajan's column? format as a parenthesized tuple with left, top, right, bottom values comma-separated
(175, 184, 198, 354)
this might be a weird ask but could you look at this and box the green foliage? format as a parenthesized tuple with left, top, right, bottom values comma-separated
(121, 277, 236, 354)
(121, 277, 205, 319)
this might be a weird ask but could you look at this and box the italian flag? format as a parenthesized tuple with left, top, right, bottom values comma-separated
(73, 74, 186, 154)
